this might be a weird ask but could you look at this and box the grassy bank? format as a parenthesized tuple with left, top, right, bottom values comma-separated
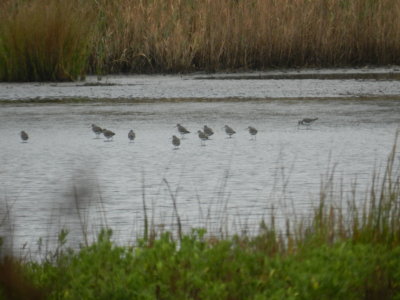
(1, 0, 400, 81)
(0, 136, 399, 299)
(1, 230, 397, 299)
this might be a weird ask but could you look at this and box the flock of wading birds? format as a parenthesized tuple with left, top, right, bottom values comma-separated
(19, 118, 318, 148)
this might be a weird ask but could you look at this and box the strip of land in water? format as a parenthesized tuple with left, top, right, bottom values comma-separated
(1, 68, 400, 101)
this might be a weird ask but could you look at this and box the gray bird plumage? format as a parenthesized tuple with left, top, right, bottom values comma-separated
(102, 128, 115, 141)
(224, 125, 236, 138)
(197, 130, 209, 146)
(20, 130, 29, 142)
(176, 124, 190, 138)
(203, 125, 214, 137)
(298, 118, 318, 126)
(172, 135, 180, 149)
(92, 124, 103, 138)
(128, 130, 135, 142)
(247, 126, 258, 139)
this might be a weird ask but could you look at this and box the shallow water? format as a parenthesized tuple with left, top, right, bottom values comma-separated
(0, 69, 400, 254)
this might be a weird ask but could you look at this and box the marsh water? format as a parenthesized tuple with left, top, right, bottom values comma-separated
(1, 68, 400, 254)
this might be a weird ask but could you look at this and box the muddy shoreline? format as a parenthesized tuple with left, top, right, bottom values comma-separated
(1, 68, 400, 101)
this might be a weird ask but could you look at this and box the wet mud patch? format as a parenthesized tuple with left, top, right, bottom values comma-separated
(195, 72, 400, 81)
(1, 68, 400, 101)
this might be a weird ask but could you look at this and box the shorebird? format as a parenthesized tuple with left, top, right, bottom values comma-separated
(247, 126, 258, 140)
(224, 125, 236, 138)
(172, 135, 180, 149)
(20, 130, 29, 142)
(102, 128, 115, 141)
(176, 124, 190, 139)
(298, 118, 318, 128)
(91, 124, 103, 138)
(128, 130, 135, 142)
(197, 130, 209, 146)
(203, 125, 214, 137)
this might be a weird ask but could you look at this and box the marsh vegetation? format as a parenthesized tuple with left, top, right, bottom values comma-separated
(1, 0, 400, 81)
(1, 0, 400, 297)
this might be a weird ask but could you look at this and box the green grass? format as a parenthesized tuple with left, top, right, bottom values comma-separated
(1, 229, 399, 299)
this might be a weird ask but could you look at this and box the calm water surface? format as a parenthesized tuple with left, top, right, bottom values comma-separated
(0, 71, 400, 254)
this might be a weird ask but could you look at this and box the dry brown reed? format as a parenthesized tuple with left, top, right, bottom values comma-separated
(1, 0, 400, 80)
(0, 0, 95, 81)
(94, 0, 400, 73)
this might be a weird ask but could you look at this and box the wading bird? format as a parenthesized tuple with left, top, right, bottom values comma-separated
(224, 125, 236, 138)
(247, 126, 258, 140)
(203, 125, 214, 137)
(91, 124, 103, 138)
(298, 118, 318, 127)
(172, 135, 180, 149)
(197, 130, 209, 146)
(128, 130, 135, 142)
(102, 128, 115, 141)
(176, 124, 190, 138)
(20, 130, 29, 142)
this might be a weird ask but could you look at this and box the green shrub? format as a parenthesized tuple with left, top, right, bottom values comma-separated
(12, 230, 399, 300)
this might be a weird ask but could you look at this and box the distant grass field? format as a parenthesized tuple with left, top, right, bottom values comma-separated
(1, 0, 400, 81)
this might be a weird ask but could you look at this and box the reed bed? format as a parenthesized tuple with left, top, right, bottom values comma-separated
(0, 0, 94, 81)
(1, 0, 400, 81)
